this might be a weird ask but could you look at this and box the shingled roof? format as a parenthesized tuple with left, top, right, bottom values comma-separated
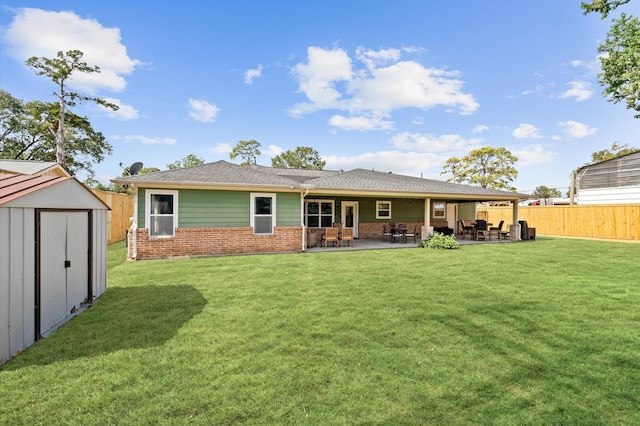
(111, 160, 526, 200)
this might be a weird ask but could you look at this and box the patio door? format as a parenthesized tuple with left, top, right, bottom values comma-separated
(446, 203, 458, 230)
(341, 201, 359, 238)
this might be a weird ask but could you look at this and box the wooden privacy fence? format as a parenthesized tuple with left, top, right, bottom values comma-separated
(89, 189, 134, 244)
(478, 204, 639, 241)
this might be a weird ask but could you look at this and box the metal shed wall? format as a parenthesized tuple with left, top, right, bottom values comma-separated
(0, 179, 108, 365)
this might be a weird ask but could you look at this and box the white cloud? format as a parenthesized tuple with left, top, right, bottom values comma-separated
(188, 99, 220, 122)
(391, 132, 482, 153)
(512, 123, 541, 139)
(115, 135, 177, 145)
(472, 125, 489, 134)
(328, 114, 394, 131)
(262, 145, 283, 157)
(289, 46, 479, 127)
(355, 46, 402, 71)
(209, 143, 232, 155)
(324, 150, 447, 177)
(244, 64, 263, 84)
(99, 98, 139, 120)
(3, 8, 142, 94)
(558, 120, 597, 138)
(559, 81, 592, 102)
(511, 144, 555, 166)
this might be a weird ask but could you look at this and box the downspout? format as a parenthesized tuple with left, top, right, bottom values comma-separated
(130, 185, 139, 259)
(300, 188, 309, 252)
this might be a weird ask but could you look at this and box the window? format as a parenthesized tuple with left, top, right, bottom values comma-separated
(146, 190, 178, 237)
(376, 201, 391, 219)
(251, 193, 276, 235)
(305, 200, 334, 228)
(434, 202, 446, 218)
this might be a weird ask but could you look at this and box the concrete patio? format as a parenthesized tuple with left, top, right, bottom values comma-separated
(305, 235, 516, 252)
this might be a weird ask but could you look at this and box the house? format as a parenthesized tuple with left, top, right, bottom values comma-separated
(111, 160, 528, 260)
(0, 173, 109, 365)
(576, 151, 640, 205)
(0, 159, 71, 177)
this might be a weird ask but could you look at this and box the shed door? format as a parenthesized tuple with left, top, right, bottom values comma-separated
(40, 211, 89, 336)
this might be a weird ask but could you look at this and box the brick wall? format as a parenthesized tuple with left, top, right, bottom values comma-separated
(129, 226, 302, 260)
(358, 221, 423, 239)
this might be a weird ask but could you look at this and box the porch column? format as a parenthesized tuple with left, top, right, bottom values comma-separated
(422, 197, 432, 239)
(510, 201, 521, 241)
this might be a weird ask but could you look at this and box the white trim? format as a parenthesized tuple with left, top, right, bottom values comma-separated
(250, 193, 276, 235)
(145, 189, 179, 238)
(376, 200, 392, 219)
(304, 199, 335, 228)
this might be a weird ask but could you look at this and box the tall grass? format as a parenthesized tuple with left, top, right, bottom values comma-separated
(1, 238, 639, 424)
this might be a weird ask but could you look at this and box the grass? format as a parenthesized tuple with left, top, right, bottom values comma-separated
(1, 237, 639, 424)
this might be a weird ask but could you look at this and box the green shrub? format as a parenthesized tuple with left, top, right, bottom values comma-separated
(419, 232, 460, 249)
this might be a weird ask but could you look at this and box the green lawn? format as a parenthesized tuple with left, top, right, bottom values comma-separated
(2, 238, 639, 424)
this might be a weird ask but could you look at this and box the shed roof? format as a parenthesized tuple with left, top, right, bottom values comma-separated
(0, 173, 109, 209)
(0, 160, 70, 177)
(111, 160, 528, 200)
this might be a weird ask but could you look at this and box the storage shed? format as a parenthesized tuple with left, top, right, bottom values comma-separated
(576, 151, 640, 205)
(0, 173, 109, 365)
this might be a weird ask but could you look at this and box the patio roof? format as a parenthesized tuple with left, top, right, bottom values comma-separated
(111, 160, 528, 200)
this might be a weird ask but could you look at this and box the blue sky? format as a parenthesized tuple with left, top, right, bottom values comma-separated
(1, 1, 638, 194)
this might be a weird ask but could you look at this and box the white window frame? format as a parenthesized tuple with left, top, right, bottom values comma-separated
(145, 189, 179, 238)
(376, 200, 392, 219)
(251, 193, 276, 235)
(304, 199, 335, 228)
(434, 202, 446, 218)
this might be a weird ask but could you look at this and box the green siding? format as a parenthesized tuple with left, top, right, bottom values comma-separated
(276, 192, 301, 226)
(457, 202, 477, 221)
(338, 197, 425, 222)
(137, 188, 301, 228)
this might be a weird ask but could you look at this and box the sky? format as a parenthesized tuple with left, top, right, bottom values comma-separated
(1, 0, 638, 194)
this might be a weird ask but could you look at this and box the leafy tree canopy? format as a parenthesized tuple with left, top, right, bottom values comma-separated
(582, 0, 640, 118)
(271, 146, 326, 169)
(230, 140, 261, 165)
(589, 141, 640, 162)
(441, 146, 518, 190)
(0, 89, 112, 177)
(25, 50, 118, 166)
(167, 153, 205, 169)
(532, 185, 562, 199)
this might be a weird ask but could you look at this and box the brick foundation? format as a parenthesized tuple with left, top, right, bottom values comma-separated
(358, 221, 424, 239)
(128, 226, 302, 260)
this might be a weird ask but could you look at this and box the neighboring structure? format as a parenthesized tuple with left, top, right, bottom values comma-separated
(0, 173, 109, 365)
(576, 151, 640, 205)
(0, 159, 71, 177)
(112, 161, 527, 260)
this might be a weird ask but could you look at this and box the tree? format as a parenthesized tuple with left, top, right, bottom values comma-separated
(582, 0, 640, 118)
(230, 140, 261, 165)
(441, 146, 518, 190)
(1, 90, 113, 177)
(589, 141, 640, 162)
(167, 153, 205, 169)
(532, 185, 562, 199)
(25, 50, 118, 167)
(271, 146, 326, 169)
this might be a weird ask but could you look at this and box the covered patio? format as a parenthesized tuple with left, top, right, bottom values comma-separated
(305, 234, 516, 252)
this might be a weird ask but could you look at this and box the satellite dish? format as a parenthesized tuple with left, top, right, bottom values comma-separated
(129, 162, 143, 175)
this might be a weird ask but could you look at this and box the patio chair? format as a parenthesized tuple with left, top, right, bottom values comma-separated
(382, 225, 392, 242)
(323, 227, 340, 247)
(341, 227, 354, 247)
(489, 220, 504, 240)
(406, 225, 418, 243)
(459, 219, 474, 239)
(474, 219, 488, 241)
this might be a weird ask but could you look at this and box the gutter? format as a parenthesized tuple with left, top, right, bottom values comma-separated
(300, 188, 309, 252)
